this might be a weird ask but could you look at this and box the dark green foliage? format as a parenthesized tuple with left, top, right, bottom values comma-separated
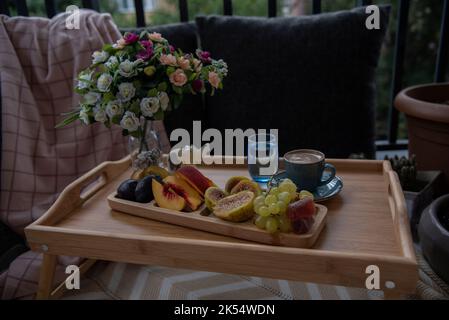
(385, 154, 417, 189)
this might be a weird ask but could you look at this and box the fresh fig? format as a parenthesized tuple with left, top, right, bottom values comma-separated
(204, 187, 227, 211)
(144, 166, 169, 179)
(135, 175, 157, 203)
(230, 180, 262, 196)
(224, 176, 250, 194)
(213, 191, 255, 222)
(131, 169, 145, 180)
(117, 179, 139, 201)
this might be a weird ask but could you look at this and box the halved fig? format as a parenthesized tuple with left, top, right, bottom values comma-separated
(213, 191, 255, 222)
(224, 176, 250, 194)
(230, 180, 262, 196)
(204, 187, 227, 211)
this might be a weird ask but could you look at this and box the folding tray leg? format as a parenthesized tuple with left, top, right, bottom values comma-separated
(36, 254, 57, 300)
(384, 290, 404, 300)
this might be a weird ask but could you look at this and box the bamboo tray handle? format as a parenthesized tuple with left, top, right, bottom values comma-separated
(31, 156, 131, 227)
(388, 170, 415, 260)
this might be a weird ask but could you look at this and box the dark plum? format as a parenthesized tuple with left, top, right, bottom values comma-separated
(116, 179, 138, 201)
(135, 175, 158, 203)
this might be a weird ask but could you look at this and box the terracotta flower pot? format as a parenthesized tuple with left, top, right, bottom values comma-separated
(395, 83, 449, 185)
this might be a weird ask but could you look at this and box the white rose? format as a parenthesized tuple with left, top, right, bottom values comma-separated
(105, 56, 119, 69)
(97, 73, 113, 92)
(77, 71, 93, 89)
(140, 97, 160, 117)
(120, 111, 140, 132)
(158, 92, 169, 111)
(105, 100, 123, 118)
(118, 59, 136, 78)
(83, 91, 100, 105)
(92, 50, 109, 64)
(93, 105, 108, 123)
(117, 82, 135, 102)
(79, 107, 90, 125)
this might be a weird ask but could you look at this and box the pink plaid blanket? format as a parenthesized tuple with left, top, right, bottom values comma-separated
(0, 10, 168, 299)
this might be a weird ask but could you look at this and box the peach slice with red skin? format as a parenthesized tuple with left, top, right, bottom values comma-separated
(175, 165, 216, 196)
(163, 175, 202, 211)
(152, 179, 186, 211)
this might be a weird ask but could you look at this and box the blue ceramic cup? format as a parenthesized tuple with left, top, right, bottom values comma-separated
(284, 149, 336, 191)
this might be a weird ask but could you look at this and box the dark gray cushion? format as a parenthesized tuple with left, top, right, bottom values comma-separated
(122, 23, 204, 142)
(196, 7, 390, 158)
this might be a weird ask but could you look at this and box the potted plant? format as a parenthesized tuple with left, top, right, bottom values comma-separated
(418, 194, 449, 285)
(395, 83, 449, 186)
(385, 155, 446, 240)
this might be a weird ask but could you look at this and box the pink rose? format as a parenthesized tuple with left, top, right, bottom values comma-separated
(140, 40, 153, 48)
(160, 54, 177, 66)
(169, 69, 188, 87)
(148, 32, 163, 42)
(208, 71, 220, 89)
(177, 56, 191, 70)
(114, 38, 126, 49)
(192, 58, 202, 72)
(124, 32, 139, 44)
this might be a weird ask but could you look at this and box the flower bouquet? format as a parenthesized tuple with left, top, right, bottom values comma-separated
(57, 31, 228, 167)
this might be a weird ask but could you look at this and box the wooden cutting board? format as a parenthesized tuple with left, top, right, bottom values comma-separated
(107, 192, 327, 248)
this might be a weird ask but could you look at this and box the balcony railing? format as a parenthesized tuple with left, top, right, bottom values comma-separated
(1, 0, 448, 152)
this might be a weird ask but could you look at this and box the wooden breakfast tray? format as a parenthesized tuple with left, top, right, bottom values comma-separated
(25, 156, 418, 297)
(107, 193, 328, 248)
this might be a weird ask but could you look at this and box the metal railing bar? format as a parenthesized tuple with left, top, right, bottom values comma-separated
(224, 0, 233, 16)
(0, 0, 10, 15)
(81, 0, 100, 11)
(268, 0, 277, 17)
(356, 0, 373, 6)
(15, 0, 29, 16)
(312, 0, 321, 14)
(44, 0, 57, 18)
(134, 0, 146, 27)
(179, 0, 189, 22)
(388, 0, 410, 144)
(435, 0, 449, 83)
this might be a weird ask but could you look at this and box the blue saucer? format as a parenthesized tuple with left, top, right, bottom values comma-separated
(270, 171, 343, 202)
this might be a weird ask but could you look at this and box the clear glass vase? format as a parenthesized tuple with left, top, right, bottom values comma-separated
(128, 119, 163, 170)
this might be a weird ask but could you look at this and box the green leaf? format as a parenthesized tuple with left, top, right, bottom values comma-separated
(189, 72, 197, 81)
(129, 100, 140, 114)
(153, 109, 164, 120)
(129, 130, 141, 138)
(148, 88, 158, 97)
(166, 66, 175, 76)
(102, 43, 114, 54)
(74, 87, 85, 94)
(103, 92, 115, 102)
(112, 114, 122, 125)
(172, 85, 183, 95)
(139, 30, 148, 39)
(157, 82, 168, 92)
(133, 80, 142, 90)
(55, 112, 79, 128)
(172, 94, 183, 110)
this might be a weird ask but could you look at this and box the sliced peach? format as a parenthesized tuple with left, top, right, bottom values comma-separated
(152, 179, 186, 211)
(163, 175, 203, 211)
(175, 165, 216, 196)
